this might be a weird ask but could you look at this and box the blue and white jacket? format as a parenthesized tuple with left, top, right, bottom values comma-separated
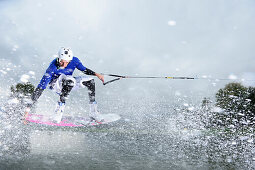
(37, 57, 88, 89)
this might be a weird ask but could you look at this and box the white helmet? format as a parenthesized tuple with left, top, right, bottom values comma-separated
(58, 47, 73, 61)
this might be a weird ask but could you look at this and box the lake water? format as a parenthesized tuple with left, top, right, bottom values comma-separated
(0, 100, 254, 170)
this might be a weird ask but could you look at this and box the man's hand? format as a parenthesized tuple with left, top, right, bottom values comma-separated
(23, 98, 34, 125)
(24, 107, 30, 125)
(95, 73, 104, 83)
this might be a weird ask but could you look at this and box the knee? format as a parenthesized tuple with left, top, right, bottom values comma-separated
(63, 77, 76, 87)
(89, 79, 95, 85)
(82, 79, 95, 87)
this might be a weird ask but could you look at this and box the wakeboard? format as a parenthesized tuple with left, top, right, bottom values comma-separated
(25, 113, 121, 127)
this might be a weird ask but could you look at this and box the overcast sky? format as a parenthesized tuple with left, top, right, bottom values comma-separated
(0, 0, 255, 101)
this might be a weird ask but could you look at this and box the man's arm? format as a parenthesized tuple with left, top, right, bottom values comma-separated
(31, 87, 44, 103)
(24, 87, 44, 124)
(75, 57, 104, 83)
(24, 59, 56, 124)
(26, 87, 44, 110)
(83, 68, 104, 83)
(95, 72, 104, 83)
(83, 68, 95, 75)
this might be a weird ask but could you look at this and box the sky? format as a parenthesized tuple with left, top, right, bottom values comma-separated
(0, 0, 255, 103)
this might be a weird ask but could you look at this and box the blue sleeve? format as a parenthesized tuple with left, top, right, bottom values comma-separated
(74, 57, 87, 71)
(37, 60, 57, 89)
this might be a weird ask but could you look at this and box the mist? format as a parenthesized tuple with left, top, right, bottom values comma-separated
(0, 0, 255, 109)
(0, 1, 255, 169)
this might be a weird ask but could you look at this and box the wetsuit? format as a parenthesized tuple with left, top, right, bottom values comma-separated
(31, 57, 96, 104)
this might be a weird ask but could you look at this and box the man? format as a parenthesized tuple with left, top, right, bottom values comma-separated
(29, 47, 104, 123)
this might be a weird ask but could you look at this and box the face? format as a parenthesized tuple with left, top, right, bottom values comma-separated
(59, 59, 70, 68)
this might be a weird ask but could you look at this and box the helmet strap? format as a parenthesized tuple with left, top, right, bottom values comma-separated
(56, 57, 60, 69)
